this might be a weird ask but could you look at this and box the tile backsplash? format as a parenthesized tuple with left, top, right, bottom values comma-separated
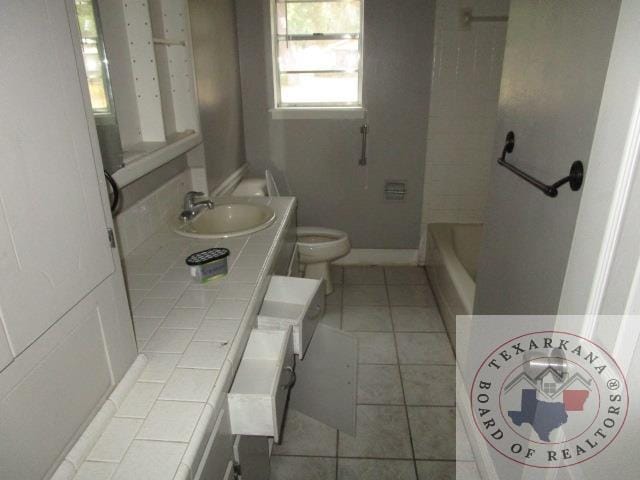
(114, 170, 191, 256)
(421, 0, 509, 228)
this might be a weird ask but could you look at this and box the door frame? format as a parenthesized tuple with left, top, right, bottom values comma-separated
(559, 0, 640, 322)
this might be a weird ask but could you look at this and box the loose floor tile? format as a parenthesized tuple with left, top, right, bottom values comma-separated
(338, 459, 416, 480)
(408, 407, 456, 460)
(357, 364, 404, 404)
(273, 409, 337, 457)
(384, 266, 427, 285)
(343, 285, 388, 306)
(388, 285, 435, 306)
(338, 405, 413, 459)
(270, 456, 336, 480)
(396, 333, 455, 365)
(401, 365, 455, 405)
(342, 306, 392, 331)
(343, 266, 385, 285)
(391, 306, 445, 332)
(353, 332, 397, 364)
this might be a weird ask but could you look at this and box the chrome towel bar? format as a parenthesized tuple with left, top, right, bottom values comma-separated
(498, 131, 584, 198)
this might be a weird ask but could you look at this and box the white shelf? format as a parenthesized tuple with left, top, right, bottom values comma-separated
(112, 130, 201, 187)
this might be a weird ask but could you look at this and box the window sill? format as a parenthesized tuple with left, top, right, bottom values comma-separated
(269, 107, 366, 120)
(111, 130, 201, 188)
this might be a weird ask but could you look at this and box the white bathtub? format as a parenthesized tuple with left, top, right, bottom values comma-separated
(426, 223, 483, 341)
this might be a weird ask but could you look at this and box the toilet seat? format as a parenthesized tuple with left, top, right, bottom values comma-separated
(297, 227, 350, 264)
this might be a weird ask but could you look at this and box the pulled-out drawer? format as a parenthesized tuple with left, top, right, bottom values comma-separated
(227, 327, 294, 442)
(257, 275, 324, 358)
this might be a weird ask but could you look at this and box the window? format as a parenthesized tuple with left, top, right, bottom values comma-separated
(75, 0, 112, 114)
(271, 0, 364, 108)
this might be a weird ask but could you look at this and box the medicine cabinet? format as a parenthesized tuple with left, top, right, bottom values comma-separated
(75, 0, 200, 186)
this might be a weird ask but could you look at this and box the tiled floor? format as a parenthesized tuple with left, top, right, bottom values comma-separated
(270, 266, 479, 480)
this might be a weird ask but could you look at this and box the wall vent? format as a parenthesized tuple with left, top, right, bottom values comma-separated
(384, 180, 407, 201)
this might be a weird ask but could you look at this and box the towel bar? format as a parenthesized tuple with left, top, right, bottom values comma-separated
(497, 131, 584, 198)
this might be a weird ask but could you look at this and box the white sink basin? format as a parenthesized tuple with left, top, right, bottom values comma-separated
(174, 203, 276, 239)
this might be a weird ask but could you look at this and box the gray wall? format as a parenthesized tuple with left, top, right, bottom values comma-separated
(474, 0, 620, 315)
(236, 0, 434, 249)
(189, 0, 246, 191)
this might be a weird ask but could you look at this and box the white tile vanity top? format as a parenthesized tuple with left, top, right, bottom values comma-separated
(53, 196, 296, 480)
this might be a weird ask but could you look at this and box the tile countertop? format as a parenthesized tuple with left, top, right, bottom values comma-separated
(52, 196, 296, 480)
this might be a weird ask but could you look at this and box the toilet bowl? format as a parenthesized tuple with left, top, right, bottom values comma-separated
(297, 226, 350, 294)
(232, 174, 351, 294)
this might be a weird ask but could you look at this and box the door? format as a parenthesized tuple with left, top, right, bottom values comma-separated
(0, 0, 115, 356)
(289, 323, 358, 435)
(474, 0, 621, 315)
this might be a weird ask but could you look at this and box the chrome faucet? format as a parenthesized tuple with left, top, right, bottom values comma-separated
(180, 191, 214, 221)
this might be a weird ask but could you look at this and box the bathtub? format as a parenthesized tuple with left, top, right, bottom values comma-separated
(426, 223, 483, 342)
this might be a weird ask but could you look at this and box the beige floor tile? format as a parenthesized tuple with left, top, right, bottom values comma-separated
(408, 407, 456, 460)
(338, 459, 416, 480)
(342, 306, 392, 332)
(339, 405, 413, 459)
(343, 266, 385, 285)
(353, 332, 397, 364)
(396, 333, 455, 364)
(273, 409, 337, 457)
(343, 285, 388, 306)
(326, 285, 343, 305)
(401, 365, 455, 405)
(384, 267, 427, 285)
(388, 285, 436, 306)
(320, 304, 342, 329)
(270, 456, 336, 480)
(391, 307, 445, 332)
(357, 364, 404, 404)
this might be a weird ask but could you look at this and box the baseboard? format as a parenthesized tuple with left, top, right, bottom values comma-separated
(332, 248, 418, 266)
(209, 163, 249, 198)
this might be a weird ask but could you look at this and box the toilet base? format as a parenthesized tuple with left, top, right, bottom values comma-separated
(304, 262, 333, 295)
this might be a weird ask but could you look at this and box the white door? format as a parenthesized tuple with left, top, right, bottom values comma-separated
(474, 0, 621, 315)
(0, 0, 115, 356)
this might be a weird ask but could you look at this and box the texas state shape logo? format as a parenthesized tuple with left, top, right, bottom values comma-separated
(471, 331, 628, 468)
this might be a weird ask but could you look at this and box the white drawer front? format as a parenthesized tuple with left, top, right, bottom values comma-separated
(227, 327, 294, 442)
(257, 276, 324, 358)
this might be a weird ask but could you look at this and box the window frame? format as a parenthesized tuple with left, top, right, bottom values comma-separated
(269, 0, 365, 110)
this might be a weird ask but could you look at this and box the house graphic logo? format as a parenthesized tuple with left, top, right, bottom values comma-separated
(470, 331, 629, 468)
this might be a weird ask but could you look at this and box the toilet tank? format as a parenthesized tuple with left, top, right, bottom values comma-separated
(232, 178, 267, 196)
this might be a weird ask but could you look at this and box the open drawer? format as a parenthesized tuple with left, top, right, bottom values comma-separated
(227, 327, 294, 442)
(257, 275, 324, 358)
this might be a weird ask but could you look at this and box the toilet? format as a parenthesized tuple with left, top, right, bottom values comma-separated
(232, 173, 350, 294)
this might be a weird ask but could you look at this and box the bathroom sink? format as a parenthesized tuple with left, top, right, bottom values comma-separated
(174, 203, 276, 239)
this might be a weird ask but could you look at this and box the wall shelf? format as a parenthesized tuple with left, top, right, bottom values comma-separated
(113, 130, 201, 187)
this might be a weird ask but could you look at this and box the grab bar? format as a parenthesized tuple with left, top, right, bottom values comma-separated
(497, 131, 584, 198)
(359, 123, 368, 166)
